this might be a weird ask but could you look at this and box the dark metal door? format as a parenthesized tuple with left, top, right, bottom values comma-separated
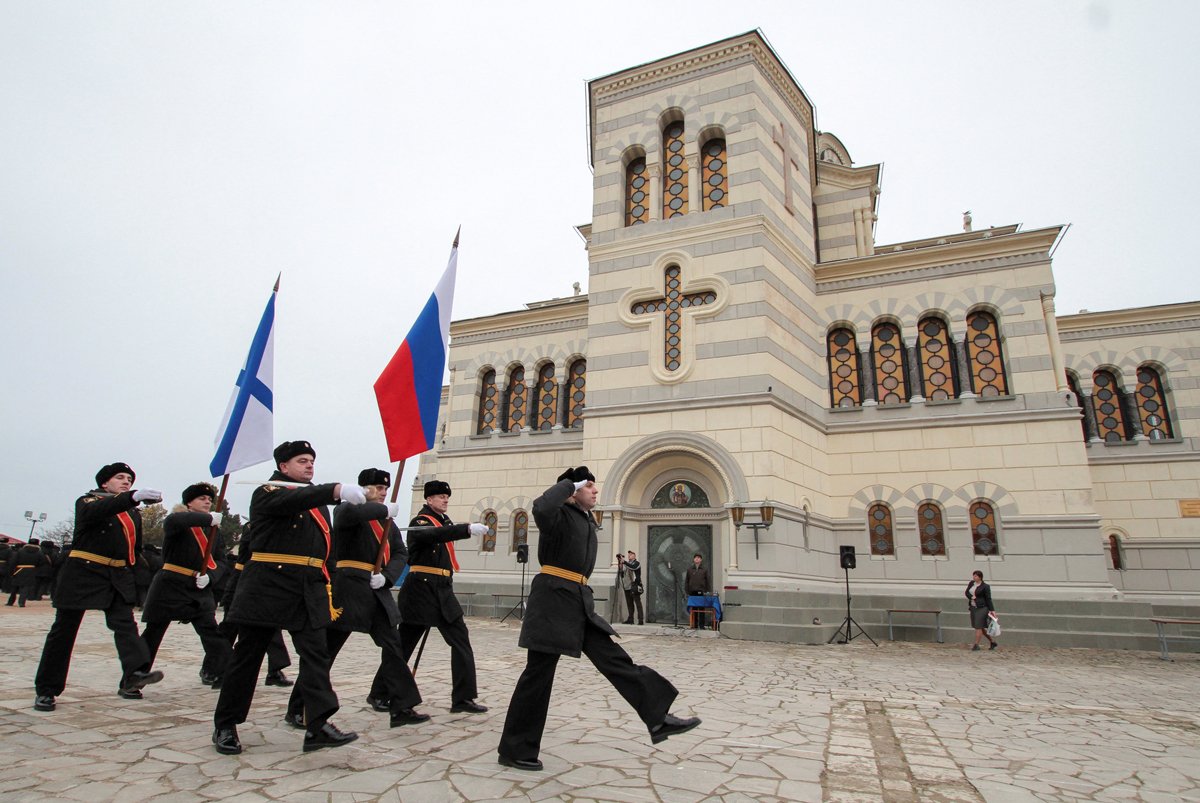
(646, 525, 712, 624)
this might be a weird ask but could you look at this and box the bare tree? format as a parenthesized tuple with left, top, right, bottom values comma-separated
(41, 518, 74, 546)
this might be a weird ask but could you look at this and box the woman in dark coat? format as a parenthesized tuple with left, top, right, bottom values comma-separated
(966, 570, 998, 651)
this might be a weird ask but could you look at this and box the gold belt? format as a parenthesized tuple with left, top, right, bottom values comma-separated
(250, 552, 325, 569)
(335, 560, 375, 572)
(411, 565, 451, 577)
(70, 550, 126, 568)
(234, 562, 244, 572)
(541, 565, 588, 585)
(162, 563, 196, 576)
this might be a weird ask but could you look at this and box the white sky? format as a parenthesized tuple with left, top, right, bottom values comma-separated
(2, 1, 1198, 537)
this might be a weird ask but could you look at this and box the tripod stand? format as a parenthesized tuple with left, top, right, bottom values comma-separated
(827, 565, 877, 645)
(665, 564, 686, 629)
(501, 556, 528, 623)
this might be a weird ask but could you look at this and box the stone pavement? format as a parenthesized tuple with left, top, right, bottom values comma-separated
(1, 604, 1198, 802)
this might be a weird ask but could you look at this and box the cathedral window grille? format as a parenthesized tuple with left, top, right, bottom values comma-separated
(535, 363, 556, 431)
(564, 358, 586, 428)
(970, 501, 999, 556)
(917, 317, 956, 400)
(1135, 365, 1173, 440)
(630, 265, 717, 371)
(868, 503, 895, 556)
(827, 327, 861, 407)
(965, 311, 1008, 396)
(625, 157, 649, 227)
(481, 510, 497, 552)
(1066, 371, 1089, 441)
(662, 121, 688, 218)
(1092, 369, 1128, 442)
(511, 510, 529, 552)
(917, 502, 946, 557)
(872, 322, 908, 404)
(477, 369, 497, 434)
(504, 366, 528, 433)
(1109, 534, 1123, 570)
(701, 137, 727, 210)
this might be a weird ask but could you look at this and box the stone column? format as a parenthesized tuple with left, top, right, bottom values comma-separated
(1040, 292, 1069, 392)
(905, 338, 924, 403)
(860, 342, 877, 405)
(647, 164, 662, 222)
(686, 153, 701, 214)
(953, 328, 975, 397)
(1120, 389, 1145, 440)
(727, 518, 739, 571)
(1079, 391, 1102, 442)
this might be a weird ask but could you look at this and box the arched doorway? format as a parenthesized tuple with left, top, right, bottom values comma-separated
(645, 480, 712, 624)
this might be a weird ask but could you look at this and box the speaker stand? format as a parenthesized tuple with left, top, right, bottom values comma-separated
(501, 559, 528, 623)
(828, 565, 877, 646)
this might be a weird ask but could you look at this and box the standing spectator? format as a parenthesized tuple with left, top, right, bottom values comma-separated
(618, 551, 644, 626)
(7, 539, 47, 607)
(34, 542, 58, 601)
(966, 570, 998, 651)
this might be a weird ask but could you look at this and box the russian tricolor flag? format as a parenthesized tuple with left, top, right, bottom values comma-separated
(374, 236, 458, 462)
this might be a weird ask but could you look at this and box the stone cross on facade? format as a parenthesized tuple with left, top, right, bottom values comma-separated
(630, 265, 719, 372)
(773, 120, 796, 215)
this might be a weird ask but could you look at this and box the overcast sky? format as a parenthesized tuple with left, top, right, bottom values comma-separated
(2, 1, 1198, 538)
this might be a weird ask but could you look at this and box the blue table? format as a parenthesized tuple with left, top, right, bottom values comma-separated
(687, 594, 722, 629)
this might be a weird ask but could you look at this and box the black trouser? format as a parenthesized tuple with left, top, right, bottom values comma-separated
(497, 624, 677, 761)
(7, 587, 31, 607)
(142, 612, 232, 678)
(207, 620, 291, 676)
(214, 624, 337, 731)
(623, 590, 644, 624)
(35, 602, 152, 696)
(392, 618, 477, 704)
(290, 612, 421, 719)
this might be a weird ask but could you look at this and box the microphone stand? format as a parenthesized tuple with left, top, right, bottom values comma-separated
(501, 557, 528, 623)
(667, 561, 685, 629)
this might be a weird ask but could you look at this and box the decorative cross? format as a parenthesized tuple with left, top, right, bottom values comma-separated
(630, 265, 718, 371)
(772, 121, 795, 215)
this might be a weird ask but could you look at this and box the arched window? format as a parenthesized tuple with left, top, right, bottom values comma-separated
(481, 510, 497, 552)
(1135, 365, 1173, 440)
(511, 510, 529, 552)
(827, 327, 861, 408)
(917, 502, 946, 557)
(872, 322, 908, 404)
(564, 358, 586, 428)
(970, 501, 999, 556)
(662, 121, 688, 219)
(1108, 534, 1123, 570)
(868, 503, 895, 556)
(535, 363, 557, 431)
(966, 311, 1008, 396)
(1066, 371, 1089, 441)
(1092, 369, 1128, 442)
(477, 369, 497, 434)
(701, 137, 727, 210)
(625, 157, 649, 227)
(504, 365, 528, 433)
(917, 316, 956, 400)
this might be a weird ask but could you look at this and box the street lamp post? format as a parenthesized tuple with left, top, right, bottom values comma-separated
(24, 510, 47, 540)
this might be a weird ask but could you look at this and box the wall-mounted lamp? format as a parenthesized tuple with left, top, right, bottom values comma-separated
(591, 508, 604, 530)
(731, 503, 774, 559)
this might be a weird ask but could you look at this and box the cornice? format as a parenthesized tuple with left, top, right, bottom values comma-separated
(1057, 301, 1200, 334)
(450, 297, 588, 340)
(451, 316, 587, 346)
(814, 161, 879, 190)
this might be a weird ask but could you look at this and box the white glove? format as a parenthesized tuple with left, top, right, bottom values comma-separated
(385, 502, 401, 519)
(370, 573, 386, 590)
(209, 512, 223, 527)
(195, 573, 211, 590)
(132, 488, 163, 503)
(573, 480, 589, 491)
(469, 523, 489, 537)
(339, 484, 367, 505)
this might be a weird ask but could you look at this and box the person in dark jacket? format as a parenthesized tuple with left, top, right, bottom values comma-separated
(34, 541, 59, 601)
(496, 466, 701, 771)
(0, 540, 14, 595)
(140, 483, 233, 687)
(7, 539, 46, 607)
(393, 479, 489, 713)
(286, 468, 429, 729)
(32, 463, 165, 712)
(966, 570, 998, 651)
(211, 440, 366, 755)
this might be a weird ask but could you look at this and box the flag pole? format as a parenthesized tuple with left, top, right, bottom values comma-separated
(200, 474, 230, 574)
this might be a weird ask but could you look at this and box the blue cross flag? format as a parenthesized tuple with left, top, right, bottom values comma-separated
(210, 279, 277, 478)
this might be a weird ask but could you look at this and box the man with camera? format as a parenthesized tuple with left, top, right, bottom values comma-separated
(617, 550, 644, 626)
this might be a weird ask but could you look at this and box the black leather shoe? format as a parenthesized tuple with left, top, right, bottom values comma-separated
(117, 687, 143, 700)
(33, 695, 55, 712)
(390, 708, 431, 727)
(210, 676, 223, 690)
(651, 713, 701, 744)
(366, 695, 391, 712)
(622, 619, 633, 625)
(122, 669, 164, 692)
(449, 699, 488, 714)
(264, 670, 293, 687)
(213, 727, 242, 755)
(303, 722, 358, 752)
(199, 670, 219, 686)
(283, 711, 305, 729)
(498, 754, 543, 771)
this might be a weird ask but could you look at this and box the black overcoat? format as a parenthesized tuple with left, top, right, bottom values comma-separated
(141, 510, 220, 624)
(519, 478, 616, 658)
(54, 490, 143, 610)
(396, 505, 471, 626)
(226, 472, 338, 631)
(9, 544, 46, 591)
(329, 502, 408, 632)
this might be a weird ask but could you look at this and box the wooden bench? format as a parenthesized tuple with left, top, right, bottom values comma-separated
(886, 609, 943, 643)
(1150, 617, 1200, 660)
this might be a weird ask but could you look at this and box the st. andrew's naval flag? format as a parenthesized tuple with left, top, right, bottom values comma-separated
(210, 279, 277, 477)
